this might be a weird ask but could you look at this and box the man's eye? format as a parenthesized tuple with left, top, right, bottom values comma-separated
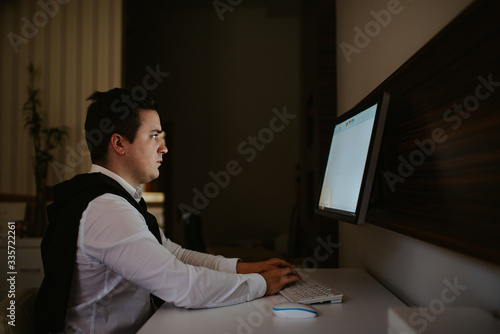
(152, 134, 159, 140)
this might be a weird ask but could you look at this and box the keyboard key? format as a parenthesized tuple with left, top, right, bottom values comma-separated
(279, 277, 343, 304)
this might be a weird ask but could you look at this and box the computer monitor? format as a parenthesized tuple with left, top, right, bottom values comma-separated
(315, 91, 390, 224)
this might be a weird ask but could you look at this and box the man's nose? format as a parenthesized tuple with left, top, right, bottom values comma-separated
(159, 142, 168, 154)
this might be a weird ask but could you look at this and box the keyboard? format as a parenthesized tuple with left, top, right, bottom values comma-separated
(279, 276, 343, 304)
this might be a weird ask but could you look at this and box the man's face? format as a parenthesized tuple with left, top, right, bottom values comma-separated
(123, 109, 168, 187)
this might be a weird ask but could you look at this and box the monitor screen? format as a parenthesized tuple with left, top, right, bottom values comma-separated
(316, 92, 390, 224)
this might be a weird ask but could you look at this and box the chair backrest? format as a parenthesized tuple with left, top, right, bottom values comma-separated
(0, 288, 39, 334)
(178, 211, 207, 253)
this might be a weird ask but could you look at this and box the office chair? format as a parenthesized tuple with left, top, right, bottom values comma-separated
(178, 210, 207, 253)
(0, 287, 38, 334)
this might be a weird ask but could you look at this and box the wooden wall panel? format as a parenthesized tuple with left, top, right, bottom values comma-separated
(364, 0, 500, 263)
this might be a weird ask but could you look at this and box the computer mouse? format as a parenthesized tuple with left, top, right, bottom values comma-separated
(272, 302, 318, 319)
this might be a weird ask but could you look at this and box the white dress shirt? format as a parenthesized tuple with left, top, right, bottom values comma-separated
(64, 165, 266, 334)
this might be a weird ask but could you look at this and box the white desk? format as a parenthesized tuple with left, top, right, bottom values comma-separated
(138, 268, 406, 334)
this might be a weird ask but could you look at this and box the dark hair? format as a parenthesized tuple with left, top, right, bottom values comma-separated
(85, 88, 159, 164)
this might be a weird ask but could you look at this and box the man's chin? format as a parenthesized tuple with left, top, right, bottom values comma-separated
(149, 171, 160, 182)
(140, 175, 159, 187)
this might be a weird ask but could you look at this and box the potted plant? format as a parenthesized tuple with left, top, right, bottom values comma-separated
(23, 63, 68, 237)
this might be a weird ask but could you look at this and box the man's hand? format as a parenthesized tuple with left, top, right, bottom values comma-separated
(260, 267, 301, 296)
(236, 258, 293, 274)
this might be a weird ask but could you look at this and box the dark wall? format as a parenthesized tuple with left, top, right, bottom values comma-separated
(124, 1, 305, 249)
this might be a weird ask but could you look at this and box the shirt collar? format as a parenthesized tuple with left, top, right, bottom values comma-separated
(89, 164, 142, 202)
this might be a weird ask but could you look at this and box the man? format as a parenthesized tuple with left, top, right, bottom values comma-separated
(34, 88, 300, 334)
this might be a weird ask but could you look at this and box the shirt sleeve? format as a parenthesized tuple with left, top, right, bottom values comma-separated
(80, 194, 267, 309)
(160, 233, 239, 274)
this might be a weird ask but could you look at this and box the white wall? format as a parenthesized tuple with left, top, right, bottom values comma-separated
(336, 0, 500, 315)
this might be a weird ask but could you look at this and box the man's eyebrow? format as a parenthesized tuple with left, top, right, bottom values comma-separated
(151, 129, 163, 133)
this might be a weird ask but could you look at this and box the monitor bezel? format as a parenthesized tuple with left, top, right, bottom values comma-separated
(315, 91, 390, 224)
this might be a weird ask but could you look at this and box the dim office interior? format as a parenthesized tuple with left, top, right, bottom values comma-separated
(1, 0, 500, 333)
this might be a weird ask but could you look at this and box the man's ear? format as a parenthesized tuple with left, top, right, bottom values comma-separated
(110, 133, 126, 155)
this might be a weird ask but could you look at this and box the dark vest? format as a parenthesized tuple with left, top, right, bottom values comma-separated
(34, 173, 163, 334)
